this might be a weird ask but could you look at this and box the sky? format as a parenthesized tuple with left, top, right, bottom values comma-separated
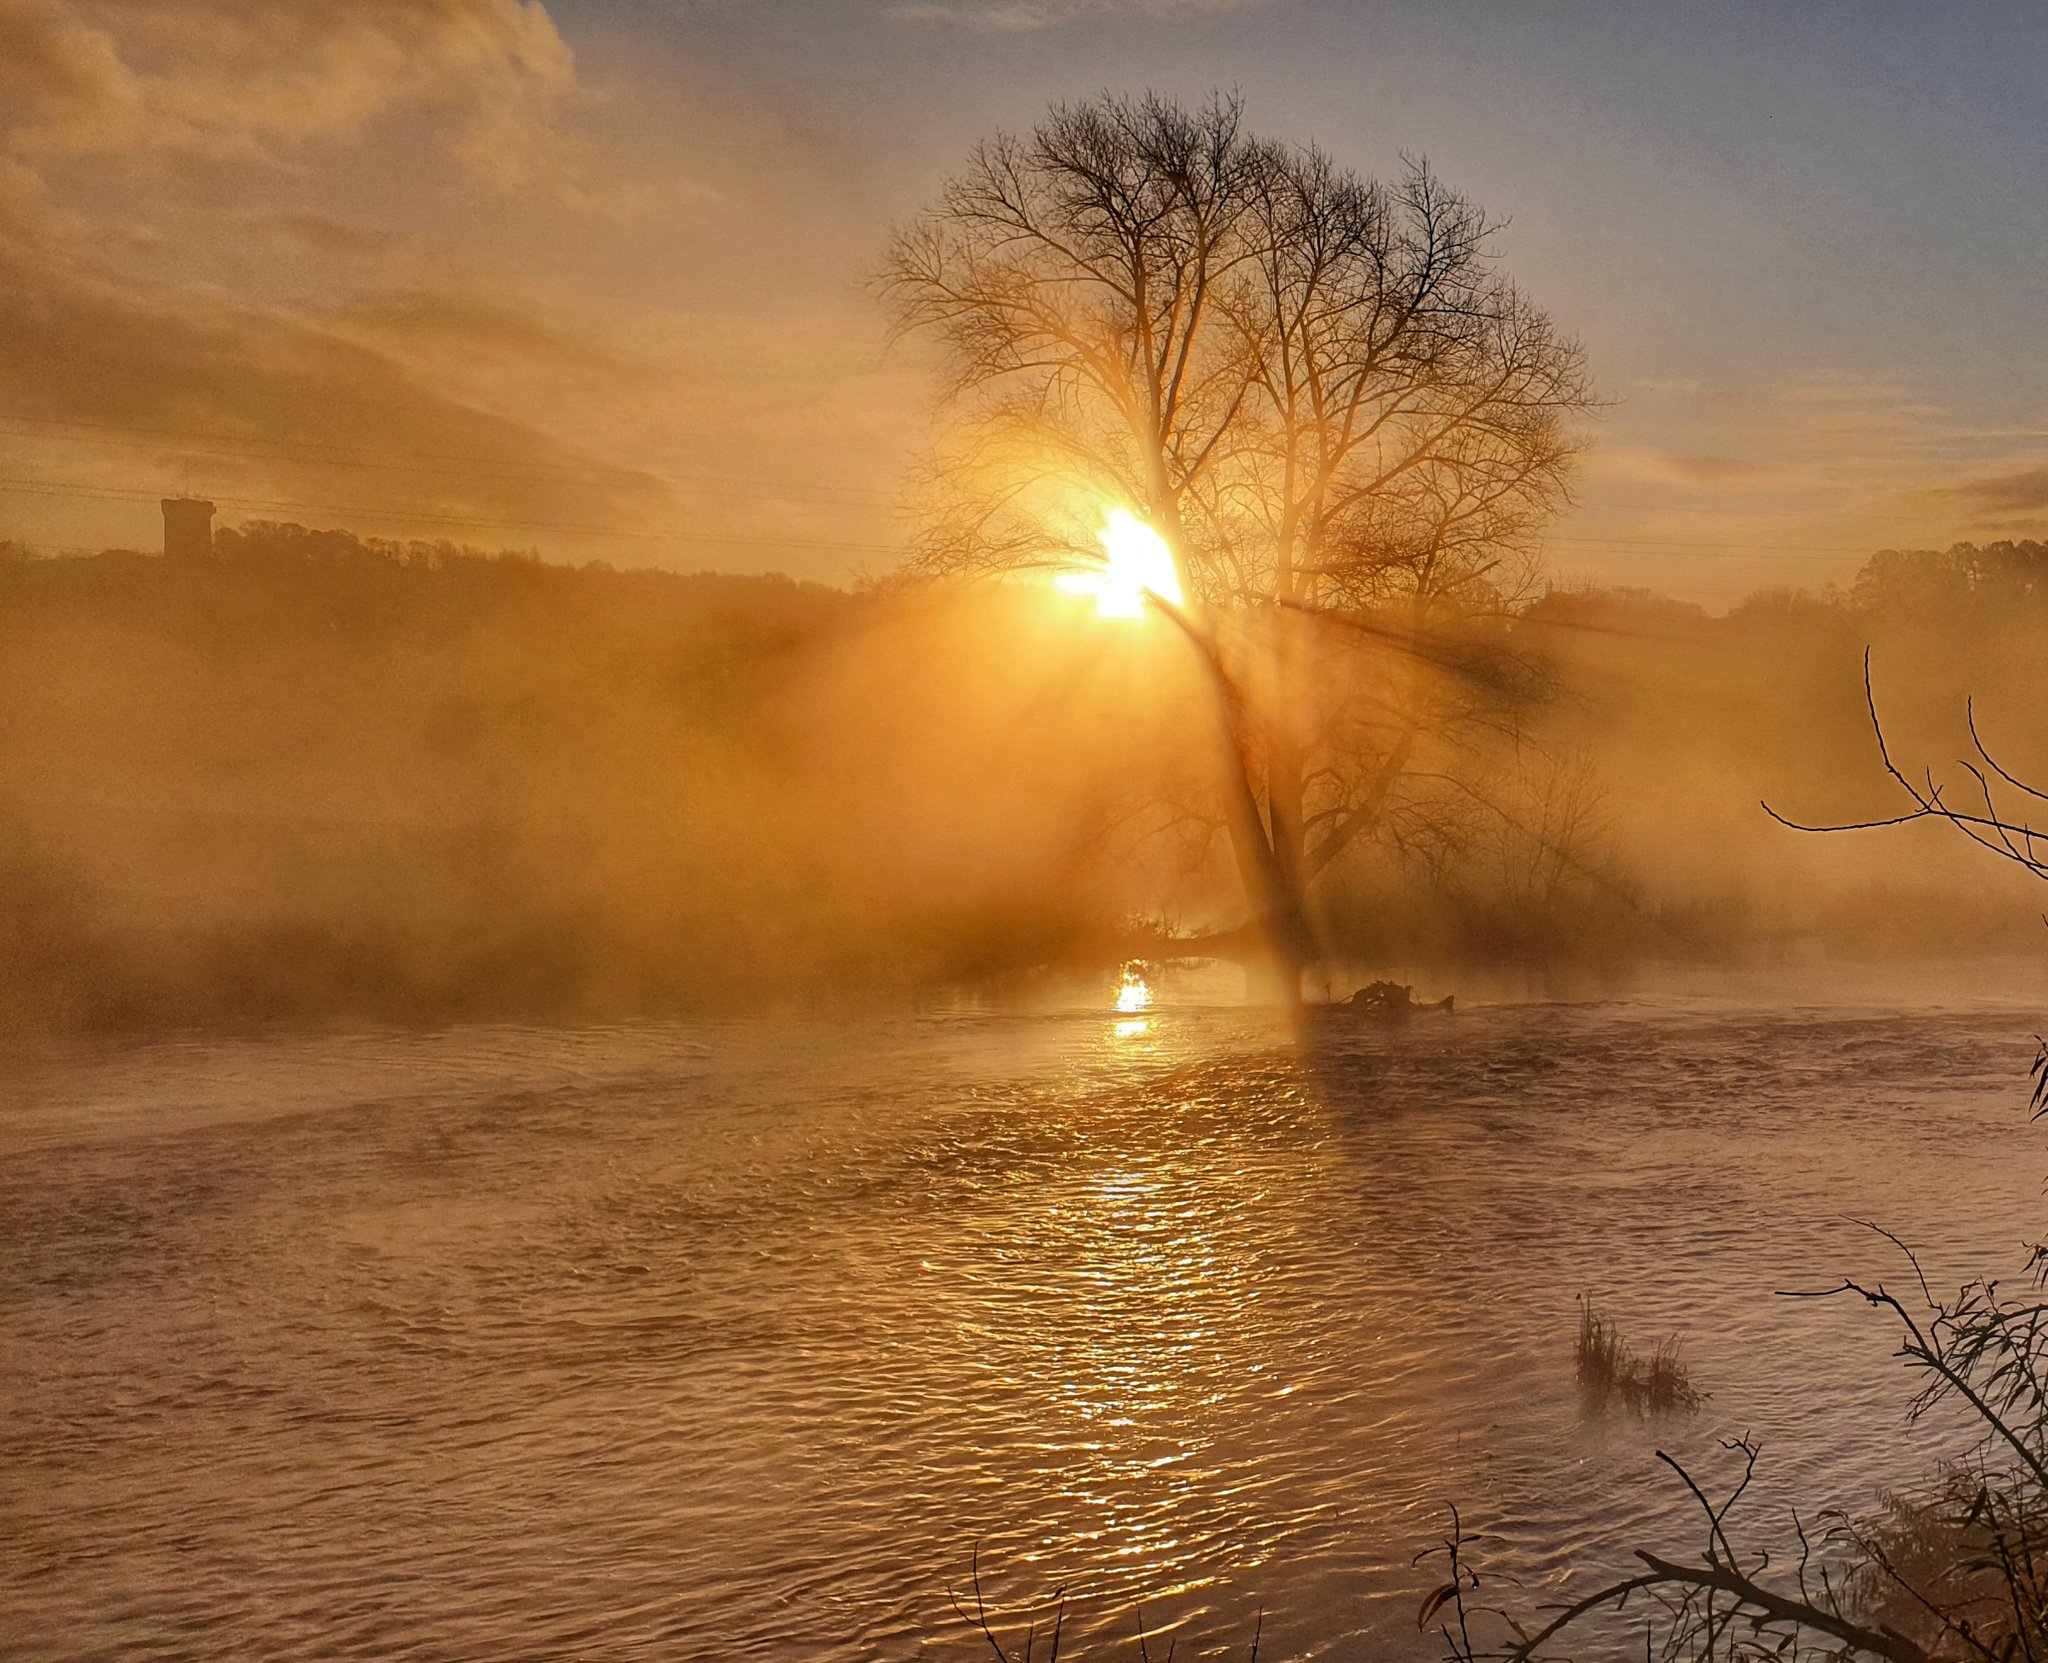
(7, 0, 2048, 604)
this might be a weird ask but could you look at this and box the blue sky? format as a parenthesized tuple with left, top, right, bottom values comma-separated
(6, 0, 2048, 602)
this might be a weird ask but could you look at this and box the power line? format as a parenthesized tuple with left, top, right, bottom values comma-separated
(0, 414, 899, 506)
(0, 476, 909, 555)
(0, 425, 628, 490)
(0, 415, 1992, 562)
(0, 411, 603, 470)
(0, 464, 1916, 569)
(1544, 533, 1884, 556)
(0, 416, 1925, 562)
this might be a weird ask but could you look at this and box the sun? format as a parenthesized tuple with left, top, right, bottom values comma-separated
(1055, 508, 1185, 619)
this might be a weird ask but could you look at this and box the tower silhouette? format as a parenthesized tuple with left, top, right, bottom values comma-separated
(161, 497, 215, 562)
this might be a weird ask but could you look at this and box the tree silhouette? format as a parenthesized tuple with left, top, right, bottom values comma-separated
(883, 92, 1594, 987)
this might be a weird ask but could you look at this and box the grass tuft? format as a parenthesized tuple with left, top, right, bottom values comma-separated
(1576, 1297, 1704, 1414)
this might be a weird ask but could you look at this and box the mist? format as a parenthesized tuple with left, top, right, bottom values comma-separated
(6, 521, 2045, 1043)
(0, 521, 1218, 1036)
(18, 13, 2048, 1663)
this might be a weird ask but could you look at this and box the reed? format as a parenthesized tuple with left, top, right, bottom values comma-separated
(1574, 1297, 1704, 1414)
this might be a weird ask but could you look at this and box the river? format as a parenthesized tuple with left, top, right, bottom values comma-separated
(3, 998, 2044, 1660)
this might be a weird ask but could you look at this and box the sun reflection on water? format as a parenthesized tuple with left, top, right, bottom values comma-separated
(944, 1059, 1348, 1642)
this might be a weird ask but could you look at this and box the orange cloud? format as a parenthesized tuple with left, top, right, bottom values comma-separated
(0, 0, 574, 175)
(0, 1, 918, 576)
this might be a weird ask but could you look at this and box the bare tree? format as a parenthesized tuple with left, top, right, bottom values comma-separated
(883, 91, 1594, 988)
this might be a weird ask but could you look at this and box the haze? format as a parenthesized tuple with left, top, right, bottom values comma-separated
(12, 9, 2048, 1663)
(6, 1, 2048, 605)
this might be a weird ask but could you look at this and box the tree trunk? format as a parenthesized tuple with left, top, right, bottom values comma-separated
(1219, 766, 1315, 1005)
(1251, 733, 1320, 1001)
(1154, 524, 1320, 1004)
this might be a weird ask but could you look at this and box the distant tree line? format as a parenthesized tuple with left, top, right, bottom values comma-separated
(4, 522, 2047, 1037)
(1850, 539, 2048, 609)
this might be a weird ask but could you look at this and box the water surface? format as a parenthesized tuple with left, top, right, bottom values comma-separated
(3, 1001, 2043, 1659)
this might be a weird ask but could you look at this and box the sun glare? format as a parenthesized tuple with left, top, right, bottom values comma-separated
(1055, 508, 1184, 619)
(1114, 966, 1153, 1014)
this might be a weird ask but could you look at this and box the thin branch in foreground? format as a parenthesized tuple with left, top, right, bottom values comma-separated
(1764, 648, 2048, 882)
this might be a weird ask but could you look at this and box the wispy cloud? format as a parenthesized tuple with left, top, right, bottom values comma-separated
(1548, 373, 2048, 603)
(1937, 462, 2048, 518)
(0, 1, 728, 555)
(0, 233, 672, 527)
(884, 0, 1271, 31)
(1588, 447, 1777, 489)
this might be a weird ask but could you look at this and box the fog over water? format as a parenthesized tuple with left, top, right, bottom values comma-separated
(10, 535, 2048, 1045)
(5, 998, 2042, 1661)
(16, 11, 2048, 1660)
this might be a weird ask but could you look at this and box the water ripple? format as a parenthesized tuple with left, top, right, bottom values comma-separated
(1, 1003, 2041, 1659)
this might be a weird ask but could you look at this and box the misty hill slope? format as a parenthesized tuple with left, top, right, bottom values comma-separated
(0, 526, 1183, 1036)
(7, 529, 2048, 1037)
